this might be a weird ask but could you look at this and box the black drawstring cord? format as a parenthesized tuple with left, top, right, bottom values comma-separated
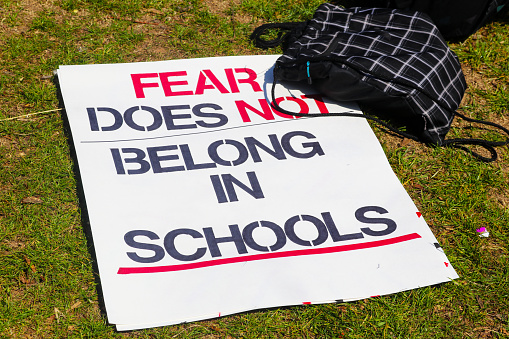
(250, 22, 306, 50)
(441, 111, 509, 162)
(270, 65, 421, 142)
(442, 139, 498, 162)
(447, 111, 509, 147)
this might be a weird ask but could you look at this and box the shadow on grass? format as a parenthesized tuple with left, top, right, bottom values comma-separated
(53, 75, 110, 327)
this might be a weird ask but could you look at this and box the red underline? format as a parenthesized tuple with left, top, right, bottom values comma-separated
(117, 233, 421, 275)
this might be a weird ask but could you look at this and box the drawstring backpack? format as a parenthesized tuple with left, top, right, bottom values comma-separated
(250, 3, 509, 162)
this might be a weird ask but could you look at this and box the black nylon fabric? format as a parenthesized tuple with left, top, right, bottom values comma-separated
(388, 0, 508, 41)
(275, 4, 467, 146)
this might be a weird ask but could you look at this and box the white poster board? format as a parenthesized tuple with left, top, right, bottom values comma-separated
(57, 55, 458, 331)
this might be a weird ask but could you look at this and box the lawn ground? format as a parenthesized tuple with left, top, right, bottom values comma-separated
(1, 0, 508, 337)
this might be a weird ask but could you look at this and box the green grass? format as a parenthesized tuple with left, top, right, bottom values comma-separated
(1, 1, 509, 338)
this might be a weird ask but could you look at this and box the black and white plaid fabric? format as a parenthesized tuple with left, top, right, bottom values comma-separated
(273, 3, 467, 146)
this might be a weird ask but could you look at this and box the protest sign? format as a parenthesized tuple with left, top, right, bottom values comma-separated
(57, 55, 458, 330)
